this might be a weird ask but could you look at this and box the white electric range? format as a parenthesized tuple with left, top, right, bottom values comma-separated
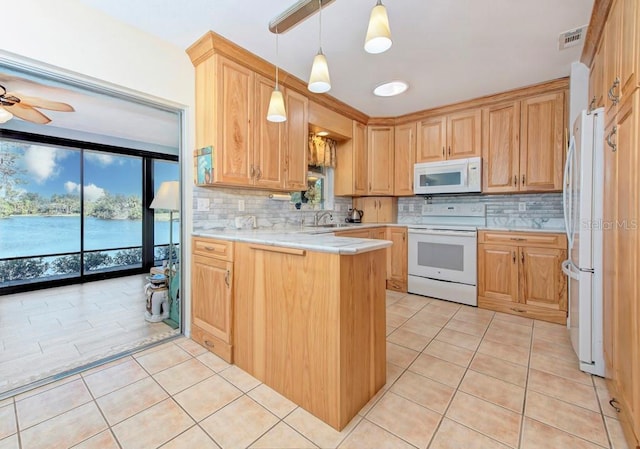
(407, 203, 486, 306)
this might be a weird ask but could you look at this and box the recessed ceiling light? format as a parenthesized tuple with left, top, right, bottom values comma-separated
(373, 80, 408, 97)
(316, 131, 329, 136)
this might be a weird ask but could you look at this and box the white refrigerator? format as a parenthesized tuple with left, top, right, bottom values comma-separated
(562, 107, 605, 376)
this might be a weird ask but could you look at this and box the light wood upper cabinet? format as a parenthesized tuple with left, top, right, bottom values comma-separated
(416, 110, 481, 163)
(519, 92, 565, 192)
(353, 121, 368, 195)
(352, 197, 397, 223)
(417, 116, 446, 162)
(205, 55, 254, 186)
(367, 126, 395, 195)
(394, 122, 416, 196)
(482, 101, 520, 193)
(283, 90, 309, 191)
(604, 0, 622, 125)
(447, 109, 482, 159)
(254, 75, 284, 189)
(478, 231, 567, 324)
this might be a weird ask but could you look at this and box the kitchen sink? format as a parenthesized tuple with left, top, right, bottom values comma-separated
(304, 223, 362, 228)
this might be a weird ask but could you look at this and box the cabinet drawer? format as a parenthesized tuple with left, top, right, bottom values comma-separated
(191, 324, 233, 363)
(478, 231, 567, 248)
(192, 237, 234, 260)
(386, 279, 407, 293)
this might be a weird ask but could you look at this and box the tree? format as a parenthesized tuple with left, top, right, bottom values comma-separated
(0, 258, 49, 283)
(0, 149, 27, 218)
(51, 255, 81, 275)
(84, 252, 113, 271)
(113, 248, 142, 266)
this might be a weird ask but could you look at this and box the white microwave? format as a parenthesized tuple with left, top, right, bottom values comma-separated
(414, 157, 482, 195)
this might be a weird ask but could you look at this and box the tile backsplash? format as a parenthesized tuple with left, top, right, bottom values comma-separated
(192, 186, 353, 232)
(192, 186, 564, 232)
(397, 193, 564, 230)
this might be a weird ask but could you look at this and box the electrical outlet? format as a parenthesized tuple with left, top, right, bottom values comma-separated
(519, 202, 526, 212)
(197, 198, 210, 211)
(238, 199, 245, 211)
(409, 204, 415, 212)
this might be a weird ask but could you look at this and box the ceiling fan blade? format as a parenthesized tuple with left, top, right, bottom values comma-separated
(7, 92, 75, 112)
(4, 102, 51, 124)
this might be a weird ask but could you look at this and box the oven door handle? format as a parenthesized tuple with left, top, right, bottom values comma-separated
(408, 229, 477, 237)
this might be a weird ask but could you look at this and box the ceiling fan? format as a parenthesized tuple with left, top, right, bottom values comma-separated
(0, 84, 74, 125)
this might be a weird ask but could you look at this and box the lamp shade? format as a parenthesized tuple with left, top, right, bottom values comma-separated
(150, 181, 180, 211)
(267, 88, 287, 122)
(0, 107, 13, 124)
(365, 0, 392, 54)
(308, 50, 331, 93)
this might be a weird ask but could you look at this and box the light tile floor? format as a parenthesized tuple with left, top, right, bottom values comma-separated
(0, 291, 630, 449)
(0, 275, 179, 396)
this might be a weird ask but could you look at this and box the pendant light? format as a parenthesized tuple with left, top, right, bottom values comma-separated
(308, 0, 331, 93)
(267, 30, 287, 122)
(365, 0, 392, 54)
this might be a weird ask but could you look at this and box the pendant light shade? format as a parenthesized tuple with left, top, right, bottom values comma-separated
(308, 50, 331, 93)
(365, 0, 392, 54)
(267, 87, 287, 122)
(0, 107, 13, 124)
(308, 0, 331, 93)
(267, 31, 287, 123)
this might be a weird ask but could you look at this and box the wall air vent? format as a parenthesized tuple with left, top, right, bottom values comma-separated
(558, 25, 587, 50)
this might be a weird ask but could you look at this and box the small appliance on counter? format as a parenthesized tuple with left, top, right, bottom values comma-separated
(345, 208, 363, 223)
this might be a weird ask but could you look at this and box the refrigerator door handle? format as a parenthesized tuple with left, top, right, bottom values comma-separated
(562, 259, 580, 280)
(563, 136, 576, 249)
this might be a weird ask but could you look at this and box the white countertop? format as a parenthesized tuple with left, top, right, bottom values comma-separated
(193, 228, 392, 255)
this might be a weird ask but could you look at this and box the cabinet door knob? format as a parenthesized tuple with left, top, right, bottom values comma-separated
(448, 146, 451, 156)
(521, 175, 525, 186)
(250, 165, 255, 178)
(442, 146, 445, 157)
(606, 126, 618, 152)
(224, 270, 230, 287)
(588, 96, 596, 112)
(204, 340, 215, 348)
(513, 175, 517, 186)
(521, 252, 525, 264)
(512, 251, 516, 263)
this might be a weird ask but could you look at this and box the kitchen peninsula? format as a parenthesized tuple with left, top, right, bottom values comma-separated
(191, 230, 391, 430)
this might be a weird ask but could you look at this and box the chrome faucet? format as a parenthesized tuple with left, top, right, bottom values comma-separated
(314, 210, 333, 225)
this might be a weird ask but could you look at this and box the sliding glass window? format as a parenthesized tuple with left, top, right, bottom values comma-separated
(0, 135, 178, 293)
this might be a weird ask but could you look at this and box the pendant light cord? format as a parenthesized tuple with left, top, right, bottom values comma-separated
(275, 28, 279, 88)
(318, 0, 323, 52)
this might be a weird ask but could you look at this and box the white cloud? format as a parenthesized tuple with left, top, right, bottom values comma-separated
(85, 152, 116, 166)
(63, 181, 104, 202)
(24, 145, 61, 183)
(83, 183, 105, 202)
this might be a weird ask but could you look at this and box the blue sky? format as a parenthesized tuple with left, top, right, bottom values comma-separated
(7, 142, 177, 199)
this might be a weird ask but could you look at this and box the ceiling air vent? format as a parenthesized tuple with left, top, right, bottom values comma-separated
(558, 25, 587, 50)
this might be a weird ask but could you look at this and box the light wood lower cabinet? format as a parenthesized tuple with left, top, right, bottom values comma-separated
(386, 227, 408, 292)
(335, 226, 408, 293)
(191, 237, 234, 362)
(477, 231, 567, 324)
(233, 242, 386, 431)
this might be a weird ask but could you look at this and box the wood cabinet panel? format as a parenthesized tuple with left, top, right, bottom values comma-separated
(367, 126, 395, 195)
(386, 227, 408, 292)
(192, 237, 234, 260)
(254, 75, 284, 189)
(394, 122, 416, 196)
(417, 116, 446, 162)
(283, 89, 309, 190)
(478, 244, 519, 303)
(519, 92, 565, 192)
(353, 122, 368, 195)
(520, 247, 567, 311)
(589, 41, 605, 111)
(217, 56, 255, 185)
(192, 253, 233, 361)
(619, 0, 638, 99)
(478, 231, 567, 324)
(482, 102, 520, 193)
(352, 197, 397, 223)
(447, 108, 482, 159)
